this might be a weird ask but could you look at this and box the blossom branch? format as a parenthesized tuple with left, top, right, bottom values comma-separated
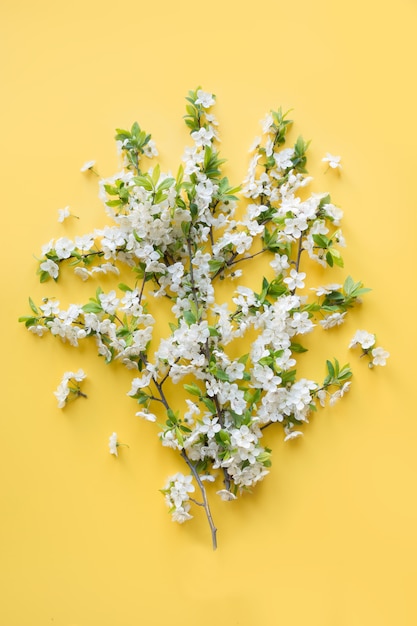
(180, 450, 218, 550)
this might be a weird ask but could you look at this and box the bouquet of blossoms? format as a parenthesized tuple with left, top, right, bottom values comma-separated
(20, 88, 388, 548)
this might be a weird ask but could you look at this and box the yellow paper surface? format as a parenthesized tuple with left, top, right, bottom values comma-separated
(1, 1, 416, 624)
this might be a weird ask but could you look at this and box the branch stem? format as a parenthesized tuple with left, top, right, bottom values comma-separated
(181, 450, 218, 550)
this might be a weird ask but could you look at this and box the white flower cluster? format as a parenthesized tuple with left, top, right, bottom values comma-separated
(162, 473, 195, 523)
(53, 369, 86, 408)
(21, 88, 388, 548)
(349, 330, 390, 367)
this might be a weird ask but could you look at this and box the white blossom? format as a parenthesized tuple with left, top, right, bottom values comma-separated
(57, 206, 71, 222)
(320, 312, 346, 329)
(40, 259, 59, 279)
(371, 347, 390, 366)
(109, 432, 118, 456)
(322, 153, 341, 169)
(217, 490, 237, 501)
(284, 269, 306, 291)
(349, 330, 376, 350)
(195, 89, 215, 108)
(80, 160, 96, 172)
(55, 237, 75, 259)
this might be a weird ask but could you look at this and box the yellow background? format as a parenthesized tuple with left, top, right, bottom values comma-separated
(1, 1, 416, 624)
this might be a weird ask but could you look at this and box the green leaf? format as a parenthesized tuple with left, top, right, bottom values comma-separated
(157, 177, 175, 192)
(214, 369, 230, 382)
(201, 397, 216, 413)
(181, 221, 191, 237)
(39, 271, 52, 283)
(244, 388, 262, 404)
(133, 175, 153, 191)
(104, 184, 119, 196)
(131, 121, 140, 136)
(208, 258, 225, 273)
(326, 360, 335, 378)
(318, 194, 331, 209)
(115, 128, 130, 140)
(343, 275, 355, 294)
(183, 310, 196, 326)
(313, 234, 330, 248)
(281, 370, 297, 385)
(327, 248, 344, 268)
(176, 163, 184, 189)
(184, 383, 202, 397)
(268, 277, 287, 297)
(167, 408, 178, 423)
(326, 251, 334, 267)
(175, 427, 184, 447)
(118, 283, 133, 292)
(19, 316, 39, 327)
(291, 342, 308, 353)
(151, 163, 161, 185)
(338, 364, 352, 381)
(82, 302, 103, 314)
(28, 297, 38, 315)
(217, 430, 231, 445)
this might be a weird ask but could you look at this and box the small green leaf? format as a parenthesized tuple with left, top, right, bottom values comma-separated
(181, 221, 191, 237)
(157, 177, 175, 192)
(133, 175, 153, 191)
(175, 427, 184, 447)
(326, 360, 335, 378)
(184, 383, 202, 397)
(201, 397, 216, 413)
(215, 369, 230, 382)
(217, 430, 231, 445)
(82, 302, 103, 314)
(118, 283, 133, 292)
(183, 310, 196, 326)
(313, 234, 329, 248)
(28, 297, 38, 315)
(209, 259, 225, 273)
(291, 342, 308, 353)
(39, 271, 51, 283)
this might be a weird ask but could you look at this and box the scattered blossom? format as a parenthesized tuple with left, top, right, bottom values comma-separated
(284, 429, 303, 442)
(53, 369, 86, 408)
(371, 347, 390, 367)
(57, 206, 71, 222)
(109, 432, 118, 456)
(216, 490, 237, 501)
(80, 160, 96, 172)
(322, 153, 341, 170)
